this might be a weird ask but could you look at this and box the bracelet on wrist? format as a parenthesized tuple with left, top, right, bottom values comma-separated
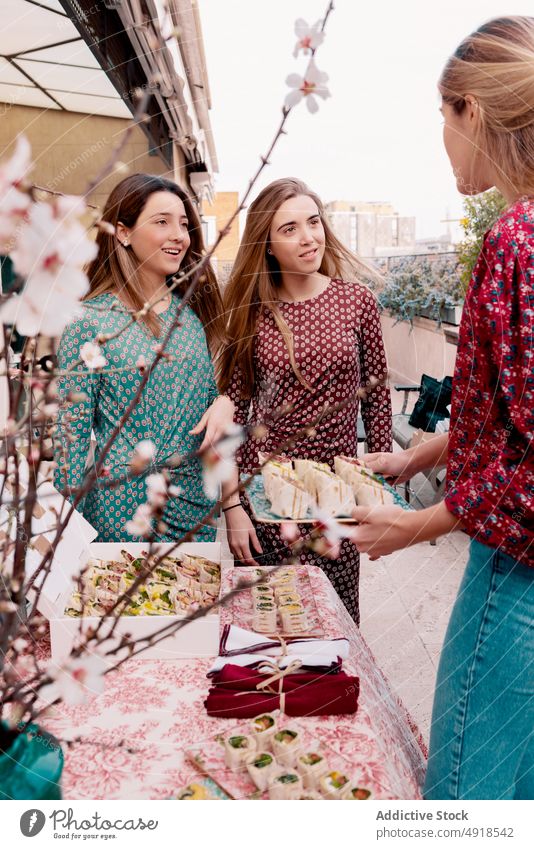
(222, 503, 241, 514)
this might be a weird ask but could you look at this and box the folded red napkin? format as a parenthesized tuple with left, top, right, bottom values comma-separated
(211, 664, 343, 692)
(205, 663, 359, 718)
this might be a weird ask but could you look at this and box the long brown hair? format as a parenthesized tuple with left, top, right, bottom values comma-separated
(85, 173, 224, 354)
(440, 16, 534, 198)
(219, 177, 380, 396)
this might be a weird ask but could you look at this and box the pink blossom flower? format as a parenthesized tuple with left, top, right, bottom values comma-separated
(96, 219, 115, 236)
(28, 445, 41, 464)
(280, 521, 300, 544)
(0, 195, 97, 336)
(201, 423, 244, 499)
(134, 439, 156, 461)
(125, 503, 153, 537)
(136, 354, 147, 372)
(0, 136, 32, 252)
(145, 473, 167, 508)
(311, 508, 350, 559)
(285, 59, 331, 114)
(293, 18, 324, 57)
(80, 341, 107, 370)
(41, 653, 107, 707)
(42, 402, 59, 417)
(130, 439, 156, 473)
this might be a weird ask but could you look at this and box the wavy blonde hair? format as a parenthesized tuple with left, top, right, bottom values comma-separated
(440, 16, 534, 197)
(219, 177, 380, 396)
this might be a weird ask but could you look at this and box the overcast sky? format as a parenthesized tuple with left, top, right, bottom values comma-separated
(199, 1, 533, 240)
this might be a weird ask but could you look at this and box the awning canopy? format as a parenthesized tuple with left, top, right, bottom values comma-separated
(0, 0, 215, 174)
(0, 0, 131, 118)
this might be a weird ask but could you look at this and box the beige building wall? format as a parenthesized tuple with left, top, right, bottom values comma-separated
(202, 191, 240, 265)
(327, 200, 396, 215)
(0, 105, 191, 359)
(0, 105, 189, 212)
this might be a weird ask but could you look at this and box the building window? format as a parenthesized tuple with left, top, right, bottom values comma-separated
(202, 216, 217, 248)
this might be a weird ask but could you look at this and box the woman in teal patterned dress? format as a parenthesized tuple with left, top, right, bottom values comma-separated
(54, 174, 232, 542)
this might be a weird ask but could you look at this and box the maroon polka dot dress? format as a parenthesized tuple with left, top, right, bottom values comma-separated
(227, 279, 392, 623)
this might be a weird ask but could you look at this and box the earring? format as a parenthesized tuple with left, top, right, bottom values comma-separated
(267, 248, 273, 255)
(123, 239, 129, 247)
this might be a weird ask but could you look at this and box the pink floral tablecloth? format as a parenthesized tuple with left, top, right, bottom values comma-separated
(43, 566, 426, 799)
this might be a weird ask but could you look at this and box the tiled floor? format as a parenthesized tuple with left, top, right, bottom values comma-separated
(359, 530, 468, 743)
(359, 386, 465, 743)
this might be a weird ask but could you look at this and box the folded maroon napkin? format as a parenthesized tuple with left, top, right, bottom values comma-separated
(206, 656, 342, 677)
(204, 663, 359, 718)
(211, 664, 344, 692)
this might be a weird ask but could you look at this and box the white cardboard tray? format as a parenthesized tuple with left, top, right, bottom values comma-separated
(40, 541, 223, 663)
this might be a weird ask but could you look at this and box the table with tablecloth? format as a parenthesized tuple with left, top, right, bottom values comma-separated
(42, 565, 426, 799)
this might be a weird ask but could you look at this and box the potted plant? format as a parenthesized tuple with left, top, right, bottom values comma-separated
(377, 254, 464, 327)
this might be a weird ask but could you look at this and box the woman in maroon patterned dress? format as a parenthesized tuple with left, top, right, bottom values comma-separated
(219, 178, 392, 623)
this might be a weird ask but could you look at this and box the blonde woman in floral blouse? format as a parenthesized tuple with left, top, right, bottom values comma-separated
(54, 174, 233, 542)
(350, 17, 534, 799)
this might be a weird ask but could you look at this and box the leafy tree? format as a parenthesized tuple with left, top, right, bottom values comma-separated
(457, 189, 507, 293)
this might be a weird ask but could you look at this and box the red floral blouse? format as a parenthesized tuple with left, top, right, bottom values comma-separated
(445, 199, 534, 567)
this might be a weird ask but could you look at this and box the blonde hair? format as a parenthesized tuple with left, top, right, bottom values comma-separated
(219, 177, 380, 396)
(440, 16, 534, 197)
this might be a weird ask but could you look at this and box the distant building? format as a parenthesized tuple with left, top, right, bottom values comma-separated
(414, 234, 457, 254)
(325, 200, 416, 259)
(201, 192, 240, 283)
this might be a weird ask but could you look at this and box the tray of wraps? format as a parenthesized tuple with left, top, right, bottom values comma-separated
(243, 455, 411, 524)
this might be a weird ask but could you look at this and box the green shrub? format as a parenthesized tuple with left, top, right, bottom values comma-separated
(457, 189, 507, 293)
(377, 254, 463, 326)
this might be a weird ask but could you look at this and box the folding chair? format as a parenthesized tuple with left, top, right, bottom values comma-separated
(392, 384, 447, 510)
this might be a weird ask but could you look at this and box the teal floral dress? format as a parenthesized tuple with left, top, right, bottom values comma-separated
(54, 293, 218, 542)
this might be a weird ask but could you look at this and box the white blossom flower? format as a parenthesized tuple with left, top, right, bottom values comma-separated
(145, 473, 167, 508)
(0, 136, 32, 252)
(285, 58, 331, 114)
(310, 508, 350, 559)
(96, 219, 116, 236)
(80, 341, 107, 370)
(125, 503, 153, 537)
(0, 195, 97, 337)
(201, 423, 244, 499)
(280, 522, 300, 544)
(42, 402, 59, 417)
(293, 18, 324, 57)
(135, 439, 156, 460)
(41, 653, 107, 707)
(0, 135, 31, 186)
(130, 439, 157, 473)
